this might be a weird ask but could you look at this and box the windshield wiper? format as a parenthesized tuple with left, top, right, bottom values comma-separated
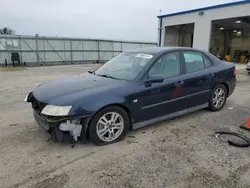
(97, 74, 118, 79)
(89, 71, 118, 79)
(88, 70, 96, 74)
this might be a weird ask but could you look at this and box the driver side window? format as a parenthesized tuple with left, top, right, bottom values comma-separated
(149, 52, 180, 79)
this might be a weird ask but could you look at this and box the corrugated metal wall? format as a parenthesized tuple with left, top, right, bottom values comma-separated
(0, 35, 156, 65)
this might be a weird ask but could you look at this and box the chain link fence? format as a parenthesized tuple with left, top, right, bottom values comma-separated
(0, 35, 156, 66)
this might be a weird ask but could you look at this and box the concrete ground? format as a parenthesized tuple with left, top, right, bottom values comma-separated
(1, 64, 250, 188)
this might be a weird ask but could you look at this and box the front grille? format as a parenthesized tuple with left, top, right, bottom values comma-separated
(32, 97, 47, 114)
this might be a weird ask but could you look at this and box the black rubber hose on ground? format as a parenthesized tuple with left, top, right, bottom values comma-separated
(239, 125, 250, 132)
(228, 140, 250, 147)
(214, 131, 250, 148)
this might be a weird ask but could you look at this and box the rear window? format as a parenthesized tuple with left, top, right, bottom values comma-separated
(183, 51, 212, 73)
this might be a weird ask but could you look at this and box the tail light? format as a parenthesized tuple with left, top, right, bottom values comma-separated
(233, 66, 236, 77)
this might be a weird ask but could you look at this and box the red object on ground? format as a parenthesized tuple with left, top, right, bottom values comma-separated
(247, 117, 250, 128)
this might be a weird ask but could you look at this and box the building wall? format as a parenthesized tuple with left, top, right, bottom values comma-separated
(160, 2, 250, 51)
(0, 35, 156, 65)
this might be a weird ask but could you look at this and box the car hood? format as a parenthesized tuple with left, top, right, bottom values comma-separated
(32, 72, 125, 105)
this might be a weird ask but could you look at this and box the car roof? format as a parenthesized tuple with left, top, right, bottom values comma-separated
(125, 46, 195, 54)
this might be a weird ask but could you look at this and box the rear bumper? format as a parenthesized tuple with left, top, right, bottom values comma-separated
(33, 110, 90, 143)
(228, 79, 236, 97)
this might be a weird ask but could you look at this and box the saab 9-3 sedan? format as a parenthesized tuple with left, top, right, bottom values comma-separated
(25, 47, 236, 145)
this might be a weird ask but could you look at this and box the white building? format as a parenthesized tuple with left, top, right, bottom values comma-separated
(157, 1, 250, 63)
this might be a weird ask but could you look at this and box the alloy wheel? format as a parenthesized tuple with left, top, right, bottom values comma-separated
(213, 88, 226, 108)
(96, 112, 124, 142)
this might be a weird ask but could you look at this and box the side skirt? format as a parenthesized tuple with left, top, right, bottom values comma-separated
(132, 103, 208, 130)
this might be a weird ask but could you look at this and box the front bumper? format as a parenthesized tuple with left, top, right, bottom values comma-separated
(33, 109, 90, 143)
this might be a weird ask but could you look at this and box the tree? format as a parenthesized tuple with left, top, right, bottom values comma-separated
(0, 27, 14, 35)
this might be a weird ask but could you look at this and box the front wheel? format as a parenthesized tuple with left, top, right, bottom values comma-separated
(88, 106, 129, 146)
(208, 84, 227, 111)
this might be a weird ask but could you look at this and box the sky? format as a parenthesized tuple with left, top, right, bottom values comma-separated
(0, 0, 241, 42)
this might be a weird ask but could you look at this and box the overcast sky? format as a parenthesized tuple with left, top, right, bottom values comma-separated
(0, 0, 240, 42)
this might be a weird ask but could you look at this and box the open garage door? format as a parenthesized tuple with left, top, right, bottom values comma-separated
(210, 16, 250, 63)
(164, 23, 194, 47)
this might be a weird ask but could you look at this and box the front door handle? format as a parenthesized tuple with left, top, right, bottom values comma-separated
(174, 80, 184, 87)
(206, 73, 214, 78)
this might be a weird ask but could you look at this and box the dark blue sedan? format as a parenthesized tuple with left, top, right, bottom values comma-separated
(25, 47, 236, 145)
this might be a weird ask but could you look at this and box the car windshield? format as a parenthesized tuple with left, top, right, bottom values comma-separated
(94, 52, 154, 80)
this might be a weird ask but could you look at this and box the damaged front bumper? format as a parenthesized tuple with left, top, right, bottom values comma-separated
(33, 109, 91, 143)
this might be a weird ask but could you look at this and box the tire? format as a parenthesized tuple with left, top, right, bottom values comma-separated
(88, 106, 129, 146)
(208, 84, 227, 111)
(248, 72, 250, 75)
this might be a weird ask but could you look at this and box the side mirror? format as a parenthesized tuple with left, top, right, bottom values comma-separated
(145, 75, 164, 86)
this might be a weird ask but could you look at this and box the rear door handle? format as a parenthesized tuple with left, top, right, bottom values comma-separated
(174, 80, 184, 87)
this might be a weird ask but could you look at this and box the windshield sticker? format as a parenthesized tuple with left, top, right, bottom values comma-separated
(136, 54, 153, 59)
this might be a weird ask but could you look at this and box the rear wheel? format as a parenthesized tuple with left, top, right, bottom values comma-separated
(208, 84, 227, 111)
(88, 106, 129, 145)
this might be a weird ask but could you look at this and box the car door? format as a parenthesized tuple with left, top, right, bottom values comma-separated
(133, 51, 187, 123)
(180, 50, 215, 109)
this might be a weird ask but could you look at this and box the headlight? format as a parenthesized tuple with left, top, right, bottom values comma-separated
(24, 94, 29, 102)
(24, 92, 32, 102)
(41, 105, 72, 116)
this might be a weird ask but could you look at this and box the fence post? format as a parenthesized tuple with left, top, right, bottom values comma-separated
(82, 39, 84, 63)
(35, 34, 39, 65)
(97, 40, 100, 63)
(18, 36, 23, 64)
(112, 41, 115, 57)
(0, 37, 11, 65)
(63, 39, 66, 62)
(70, 39, 73, 62)
(43, 37, 46, 63)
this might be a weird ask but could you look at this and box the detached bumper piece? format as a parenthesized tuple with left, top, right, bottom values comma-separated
(59, 120, 82, 141)
(33, 110, 87, 144)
